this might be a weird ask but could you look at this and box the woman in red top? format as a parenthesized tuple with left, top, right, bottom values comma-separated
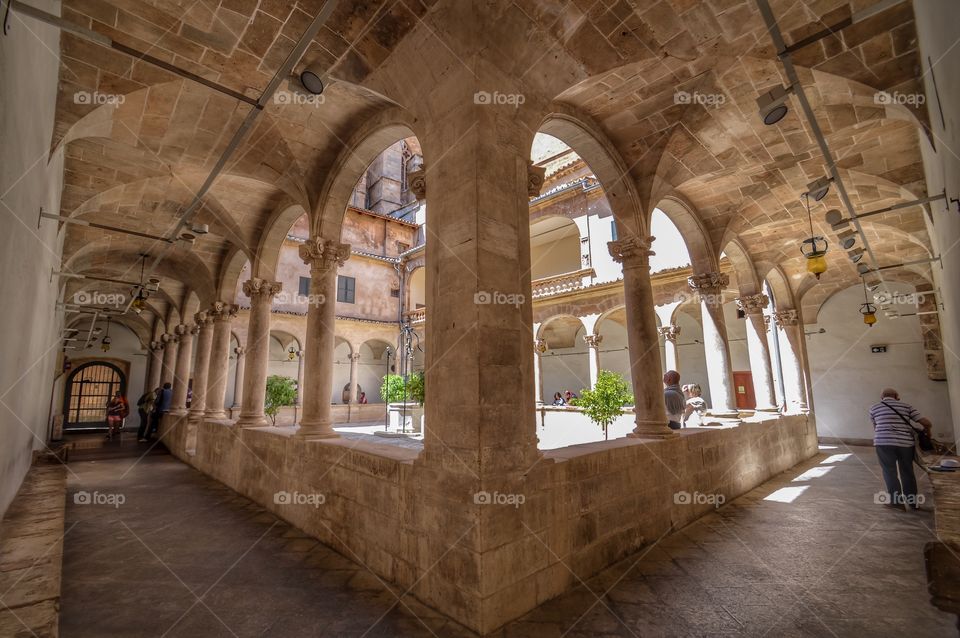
(105, 391, 129, 440)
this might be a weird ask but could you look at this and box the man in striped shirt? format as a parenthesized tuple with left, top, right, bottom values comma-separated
(868, 388, 933, 510)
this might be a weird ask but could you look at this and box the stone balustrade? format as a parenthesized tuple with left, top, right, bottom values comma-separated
(531, 267, 596, 298)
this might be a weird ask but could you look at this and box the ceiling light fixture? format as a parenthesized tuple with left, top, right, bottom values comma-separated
(757, 85, 793, 125)
(799, 193, 828, 279)
(805, 176, 832, 202)
(836, 228, 858, 250)
(101, 317, 113, 352)
(859, 280, 877, 327)
(132, 253, 149, 315)
(299, 68, 325, 95)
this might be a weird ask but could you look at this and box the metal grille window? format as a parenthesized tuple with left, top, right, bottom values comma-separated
(64, 363, 125, 429)
(337, 276, 356, 303)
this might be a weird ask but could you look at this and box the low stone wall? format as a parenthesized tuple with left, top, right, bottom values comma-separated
(161, 412, 817, 634)
(225, 403, 387, 426)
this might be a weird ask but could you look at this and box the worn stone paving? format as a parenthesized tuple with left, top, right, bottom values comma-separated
(57, 446, 957, 637)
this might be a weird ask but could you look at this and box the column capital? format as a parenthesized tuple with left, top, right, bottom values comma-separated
(234, 346, 246, 357)
(150, 340, 164, 351)
(687, 272, 729, 296)
(527, 161, 546, 197)
(161, 332, 178, 344)
(242, 278, 282, 299)
(583, 334, 603, 348)
(349, 352, 361, 362)
(299, 237, 351, 273)
(773, 309, 799, 328)
(209, 301, 239, 321)
(174, 324, 191, 337)
(658, 325, 681, 342)
(607, 236, 655, 267)
(194, 310, 213, 327)
(408, 167, 426, 200)
(534, 338, 547, 354)
(736, 293, 770, 315)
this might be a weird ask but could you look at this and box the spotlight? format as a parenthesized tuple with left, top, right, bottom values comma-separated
(191, 223, 209, 235)
(866, 280, 882, 292)
(824, 209, 846, 230)
(847, 247, 864, 263)
(836, 228, 858, 250)
(805, 176, 832, 202)
(299, 68, 325, 95)
(857, 263, 871, 275)
(757, 85, 793, 125)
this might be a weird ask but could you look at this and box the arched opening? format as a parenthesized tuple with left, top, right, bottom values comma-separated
(358, 339, 395, 405)
(529, 216, 582, 280)
(595, 308, 632, 388)
(268, 333, 300, 381)
(331, 338, 353, 404)
(538, 316, 589, 401)
(63, 362, 127, 430)
(408, 267, 425, 313)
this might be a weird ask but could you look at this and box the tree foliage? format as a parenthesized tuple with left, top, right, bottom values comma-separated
(576, 370, 633, 440)
(264, 375, 297, 426)
(380, 374, 407, 403)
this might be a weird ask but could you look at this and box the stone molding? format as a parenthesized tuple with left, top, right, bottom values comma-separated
(527, 162, 547, 197)
(736, 293, 770, 315)
(408, 167, 426, 200)
(242, 278, 283, 299)
(607, 236, 655, 268)
(299, 237, 351, 273)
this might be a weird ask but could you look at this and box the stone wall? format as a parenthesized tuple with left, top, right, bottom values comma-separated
(161, 412, 817, 634)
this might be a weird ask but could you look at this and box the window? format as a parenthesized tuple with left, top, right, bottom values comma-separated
(298, 276, 310, 297)
(390, 288, 400, 298)
(610, 221, 618, 241)
(337, 276, 356, 303)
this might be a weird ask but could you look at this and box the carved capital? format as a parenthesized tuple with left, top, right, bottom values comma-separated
(234, 346, 246, 357)
(150, 340, 164, 351)
(687, 272, 729, 296)
(528, 162, 547, 198)
(161, 332, 178, 344)
(209, 301, 239, 321)
(408, 167, 426, 200)
(736, 293, 770, 315)
(349, 352, 361, 362)
(583, 334, 603, 348)
(658, 325, 681, 342)
(174, 324, 190, 337)
(242, 278, 282, 299)
(299, 237, 351, 273)
(607, 236, 655, 267)
(194, 311, 212, 327)
(773, 309, 799, 328)
(534, 338, 547, 354)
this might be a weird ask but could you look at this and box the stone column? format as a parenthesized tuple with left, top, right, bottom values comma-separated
(189, 312, 214, 420)
(160, 332, 179, 387)
(147, 341, 163, 391)
(534, 338, 546, 404)
(237, 279, 283, 428)
(688, 273, 738, 416)
(609, 236, 676, 438)
(295, 350, 305, 406)
(204, 302, 237, 419)
(658, 325, 681, 372)
(232, 347, 246, 409)
(583, 334, 603, 389)
(774, 309, 809, 413)
(296, 237, 350, 438)
(170, 323, 195, 415)
(348, 352, 360, 404)
(736, 294, 777, 411)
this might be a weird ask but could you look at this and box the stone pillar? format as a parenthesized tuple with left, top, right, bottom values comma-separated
(237, 279, 283, 427)
(736, 294, 777, 411)
(232, 347, 246, 409)
(147, 341, 163, 392)
(296, 350, 305, 406)
(189, 312, 214, 420)
(583, 334, 603, 389)
(534, 338, 546, 404)
(774, 309, 809, 413)
(296, 237, 350, 438)
(658, 325, 681, 372)
(170, 324, 195, 415)
(204, 302, 237, 419)
(688, 273, 738, 416)
(159, 332, 178, 387)
(609, 236, 675, 438)
(348, 351, 360, 404)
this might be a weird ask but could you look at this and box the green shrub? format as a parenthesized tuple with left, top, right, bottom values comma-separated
(264, 375, 297, 426)
(576, 370, 633, 440)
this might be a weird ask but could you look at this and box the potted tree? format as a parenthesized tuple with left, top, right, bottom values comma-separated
(576, 370, 633, 441)
(264, 375, 297, 426)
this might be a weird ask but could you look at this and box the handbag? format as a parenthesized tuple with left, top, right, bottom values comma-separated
(881, 402, 934, 452)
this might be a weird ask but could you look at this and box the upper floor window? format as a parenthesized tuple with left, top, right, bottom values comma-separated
(337, 276, 356, 304)
(298, 276, 310, 297)
(610, 221, 618, 241)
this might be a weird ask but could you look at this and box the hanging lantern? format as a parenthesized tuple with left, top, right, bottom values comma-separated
(288, 346, 297, 361)
(799, 193, 828, 279)
(859, 280, 877, 326)
(101, 335, 112, 352)
(131, 289, 147, 314)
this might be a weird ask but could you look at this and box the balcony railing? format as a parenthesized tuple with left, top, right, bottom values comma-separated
(531, 267, 595, 298)
(403, 307, 426, 324)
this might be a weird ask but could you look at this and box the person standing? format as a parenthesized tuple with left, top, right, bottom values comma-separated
(136, 388, 156, 442)
(869, 388, 933, 510)
(148, 382, 173, 440)
(105, 391, 129, 440)
(663, 370, 685, 430)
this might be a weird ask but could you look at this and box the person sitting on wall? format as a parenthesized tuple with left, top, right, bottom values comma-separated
(564, 390, 578, 403)
(358, 391, 368, 404)
(552, 392, 565, 406)
(682, 384, 707, 428)
(663, 371, 685, 430)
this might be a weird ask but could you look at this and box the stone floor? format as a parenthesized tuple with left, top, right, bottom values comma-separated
(57, 445, 958, 637)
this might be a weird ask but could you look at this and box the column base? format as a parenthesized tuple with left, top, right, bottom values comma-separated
(168, 409, 189, 417)
(187, 410, 206, 422)
(235, 415, 267, 428)
(628, 421, 679, 439)
(295, 421, 338, 439)
(204, 410, 227, 419)
(707, 409, 741, 418)
(754, 406, 780, 413)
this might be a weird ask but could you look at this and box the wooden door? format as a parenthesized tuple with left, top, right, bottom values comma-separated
(733, 371, 755, 410)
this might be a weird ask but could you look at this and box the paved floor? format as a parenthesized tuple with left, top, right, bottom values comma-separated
(59, 446, 958, 637)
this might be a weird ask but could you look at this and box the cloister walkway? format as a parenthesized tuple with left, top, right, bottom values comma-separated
(60, 446, 955, 637)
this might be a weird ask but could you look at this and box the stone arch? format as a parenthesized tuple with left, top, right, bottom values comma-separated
(719, 233, 760, 295)
(256, 204, 308, 281)
(761, 266, 796, 310)
(653, 195, 717, 274)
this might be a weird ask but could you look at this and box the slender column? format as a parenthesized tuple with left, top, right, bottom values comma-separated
(295, 350, 305, 406)
(658, 325, 681, 372)
(232, 347, 246, 409)
(189, 312, 214, 420)
(609, 236, 676, 438)
(160, 332, 179, 387)
(237, 279, 283, 427)
(296, 237, 350, 438)
(688, 273, 738, 416)
(147, 341, 163, 391)
(170, 324, 195, 415)
(584, 334, 603, 389)
(736, 294, 777, 411)
(773, 309, 809, 413)
(534, 339, 546, 404)
(348, 352, 360, 404)
(204, 302, 238, 419)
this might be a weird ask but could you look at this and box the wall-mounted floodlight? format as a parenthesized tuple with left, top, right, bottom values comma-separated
(805, 176, 832, 202)
(836, 228, 858, 250)
(847, 247, 864, 263)
(757, 85, 793, 125)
